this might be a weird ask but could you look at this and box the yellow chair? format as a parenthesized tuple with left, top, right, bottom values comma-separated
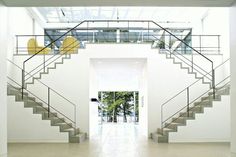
(27, 38, 51, 55)
(60, 36, 79, 54)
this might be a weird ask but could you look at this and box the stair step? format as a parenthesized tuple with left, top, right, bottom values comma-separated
(189, 105, 204, 113)
(179, 111, 195, 118)
(201, 95, 221, 101)
(172, 117, 187, 124)
(69, 133, 87, 143)
(33, 106, 48, 113)
(42, 112, 58, 119)
(164, 122, 184, 130)
(53, 123, 73, 131)
(24, 100, 42, 108)
(49, 117, 65, 125)
(157, 128, 175, 136)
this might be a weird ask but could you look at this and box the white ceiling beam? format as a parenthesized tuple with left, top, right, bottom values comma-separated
(2, 0, 235, 7)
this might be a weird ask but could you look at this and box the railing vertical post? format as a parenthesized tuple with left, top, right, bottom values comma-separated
(74, 105, 77, 134)
(128, 21, 129, 42)
(212, 68, 216, 99)
(218, 35, 220, 55)
(87, 21, 89, 42)
(199, 35, 202, 54)
(169, 34, 172, 57)
(161, 106, 163, 129)
(43, 53, 45, 73)
(21, 68, 24, 99)
(148, 21, 150, 42)
(48, 87, 50, 118)
(187, 87, 190, 117)
(191, 53, 193, 72)
(16, 35, 19, 55)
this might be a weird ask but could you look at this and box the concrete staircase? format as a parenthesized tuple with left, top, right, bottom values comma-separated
(151, 83, 230, 143)
(7, 84, 86, 143)
(163, 52, 212, 88)
(25, 54, 71, 87)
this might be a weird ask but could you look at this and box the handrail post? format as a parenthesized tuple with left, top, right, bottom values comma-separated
(187, 87, 190, 117)
(191, 53, 193, 72)
(87, 21, 89, 42)
(43, 53, 45, 73)
(74, 105, 77, 134)
(218, 35, 220, 55)
(128, 21, 129, 42)
(161, 106, 163, 129)
(148, 21, 150, 42)
(48, 87, 50, 118)
(212, 68, 216, 99)
(199, 35, 202, 54)
(21, 69, 24, 99)
(16, 35, 19, 55)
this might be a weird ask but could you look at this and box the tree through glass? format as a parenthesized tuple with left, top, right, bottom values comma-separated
(98, 91, 139, 124)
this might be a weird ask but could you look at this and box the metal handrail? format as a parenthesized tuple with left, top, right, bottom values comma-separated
(151, 35, 212, 80)
(162, 76, 230, 128)
(161, 58, 230, 128)
(7, 59, 76, 107)
(161, 58, 229, 108)
(7, 77, 76, 127)
(20, 20, 217, 130)
(25, 39, 79, 81)
(7, 59, 77, 130)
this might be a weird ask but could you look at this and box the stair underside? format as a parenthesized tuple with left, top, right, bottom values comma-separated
(7, 84, 86, 143)
(152, 84, 230, 143)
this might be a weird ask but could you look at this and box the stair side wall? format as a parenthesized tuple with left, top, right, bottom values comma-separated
(7, 96, 68, 143)
(169, 96, 230, 143)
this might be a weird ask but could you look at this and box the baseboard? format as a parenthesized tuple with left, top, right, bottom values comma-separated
(169, 138, 230, 143)
(8, 139, 68, 143)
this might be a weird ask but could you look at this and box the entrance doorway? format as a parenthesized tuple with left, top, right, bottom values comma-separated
(98, 91, 139, 124)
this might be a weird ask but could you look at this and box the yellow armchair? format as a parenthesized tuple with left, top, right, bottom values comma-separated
(60, 36, 79, 54)
(27, 38, 51, 55)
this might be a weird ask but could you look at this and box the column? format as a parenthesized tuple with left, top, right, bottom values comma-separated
(0, 3, 8, 157)
(230, 2, 236, 156)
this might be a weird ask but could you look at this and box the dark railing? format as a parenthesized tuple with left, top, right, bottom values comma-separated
(7, 59, 77, 131)
(15, 34, 221, 55)
(18, 20, 217, 123)
(161, 58, 230, 128)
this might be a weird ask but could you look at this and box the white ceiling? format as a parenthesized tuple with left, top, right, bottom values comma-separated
(36, 7, 209, 23)
(92, 59, 146, 91)
(1, 0, 235, 7)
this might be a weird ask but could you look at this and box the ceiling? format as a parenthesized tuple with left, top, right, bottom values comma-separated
(36, 7, 208, 23)
(1, 0, 235, 7)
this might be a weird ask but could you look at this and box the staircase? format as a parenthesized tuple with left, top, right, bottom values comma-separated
(7, 83, 86, 143)
(11, 20, 222, 144)
(25, 54, 72, 87)
(163, 51, 212, 88)
(151, 83, 230, 143)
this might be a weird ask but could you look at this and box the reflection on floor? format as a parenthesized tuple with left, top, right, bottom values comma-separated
(8, 123, 230, 157)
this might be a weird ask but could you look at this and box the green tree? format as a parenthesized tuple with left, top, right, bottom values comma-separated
(99, 91, 139, 123)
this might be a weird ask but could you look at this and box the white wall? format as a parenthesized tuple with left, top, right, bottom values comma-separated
(89, 62, 99, 137)
(230, 1, 236, 155)
(191, 8, 230, 59)
(7, 7, 44, 58)
(7, 97, 68, 143)
(169, 96, 230, 142)
(0, 3, 8, 157)
(139, 61, 148, 136)
(10, 44, 223, 138)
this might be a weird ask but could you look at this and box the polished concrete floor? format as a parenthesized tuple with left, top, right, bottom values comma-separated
(8, 123, 230, 157)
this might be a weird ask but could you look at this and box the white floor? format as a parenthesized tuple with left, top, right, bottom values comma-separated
(8, 123, 230, 157)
